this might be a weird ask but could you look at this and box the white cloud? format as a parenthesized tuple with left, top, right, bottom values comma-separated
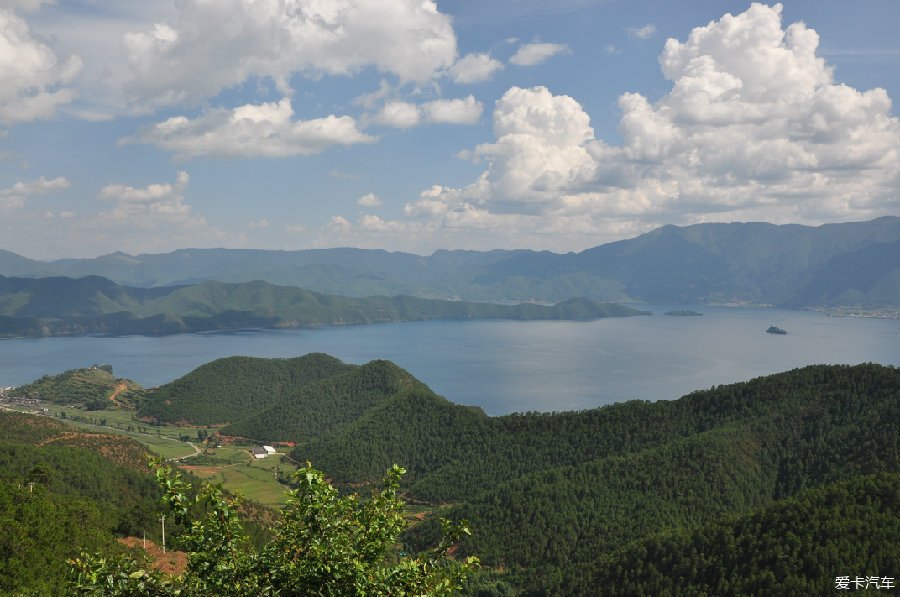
(450, 53, 504, 83)
(0, 8, 83, 124)
(128, 97, 376, 159)
(395, 4, 899, 250)
(372, 101, 421, 128)
(0, 175, 70, 209)
(98, 171, 188, 205)
(353, 79, 395, 110)
(96, 171, 202, 226)
(358, 213, 407, 233)
(509, 42, 569, 66)
(627, 24, 656, 39)
(357, 193, 383, 207)
(422, 96, 483, 124)
(372, 96, 483, 127)
(249, 218, 270, 229)
(73, 171, 233, 253)
(328, 215, 352, 235)
(122, 0, 458, 109)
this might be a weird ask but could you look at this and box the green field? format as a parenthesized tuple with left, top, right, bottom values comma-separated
(3, 402, 298, 504)
(181, 452, 296, 507)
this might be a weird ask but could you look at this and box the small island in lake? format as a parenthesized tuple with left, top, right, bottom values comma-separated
(664, 309, 703, 316)
(766, 326, 788, 335)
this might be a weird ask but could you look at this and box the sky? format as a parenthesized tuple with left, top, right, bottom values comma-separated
(1, 0, 898, 260)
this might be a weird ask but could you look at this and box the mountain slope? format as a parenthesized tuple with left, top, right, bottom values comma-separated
(221, 360, 435, 442)
(555, 473, 900, 596)
(2, 217, 894, 308)
(2, 218, 895, 308)
(136, 353, 354, 425)
(482, 217, 899, 305)
(399, 363, 900, 592)
(0, 275, 648, 338)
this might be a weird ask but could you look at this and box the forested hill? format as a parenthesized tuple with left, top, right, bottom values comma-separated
(2, 217, 896, 309)
(0, 274, 647, 338)
(6, 357, 899, 595)
(278, 362, 897, 594)
(555, 472, 900, 596)
(134, 353, 354, 425)
(0, 412, 163, 596)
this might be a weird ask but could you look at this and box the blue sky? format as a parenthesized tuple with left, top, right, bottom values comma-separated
(1, 0, 897, 260)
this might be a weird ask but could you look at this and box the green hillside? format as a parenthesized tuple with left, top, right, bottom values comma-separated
(221, 360, 433, 443)
(555, 473, 900, 596)
(11, 365, 142, 408)
(0, 411, 286, 596)
(0, 274, 648, 338)
(6, 359, 899, 596)
(400, 364, 900, 593)
(136, 353, 353, 425)
(0, 412, 163, 596)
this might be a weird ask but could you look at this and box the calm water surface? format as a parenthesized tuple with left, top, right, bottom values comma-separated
(1, 306, 896, 415)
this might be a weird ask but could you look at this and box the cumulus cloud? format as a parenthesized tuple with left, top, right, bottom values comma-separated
(357, 193, 383, 207)
(372, 101, 421, 128)
(0, 176, 70, 209)
(122, 0, 457, 109)
(96, 171, 206, 228)
(450, 53, 504, 83)
(18, 170, 232, 255)
(249, 218, 270, 229)
(99, 171, 187, 203)
(372, 96, 483, 127)
(627, 24, 656, 39)
(392, 3, 899, 250)
(328, 215, 352, 235)
(423, 96, 483, 124)
(128, 98, 375, 159)
(0, 8, 83, 124)
(509, 42, 569, 66)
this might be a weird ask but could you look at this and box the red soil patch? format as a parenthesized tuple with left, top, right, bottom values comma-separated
(118, 537, 188, 576)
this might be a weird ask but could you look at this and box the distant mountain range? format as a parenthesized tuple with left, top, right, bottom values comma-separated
(1, 217, 897, 309)
(0, 275, 646, 337)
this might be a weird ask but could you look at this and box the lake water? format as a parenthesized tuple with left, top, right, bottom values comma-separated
(1, 306, 897, 415)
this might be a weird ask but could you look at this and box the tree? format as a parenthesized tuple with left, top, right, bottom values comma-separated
(68, 459, 476, 596)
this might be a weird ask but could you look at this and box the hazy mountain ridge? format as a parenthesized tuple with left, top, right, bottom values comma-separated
(2, 218, 896, 308)
(0, 275, 648, 338)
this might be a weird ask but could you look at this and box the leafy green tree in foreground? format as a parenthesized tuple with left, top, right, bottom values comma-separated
(68, 459, 476, 596)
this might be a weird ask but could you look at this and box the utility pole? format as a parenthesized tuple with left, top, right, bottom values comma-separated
(161, 515, 166, 554)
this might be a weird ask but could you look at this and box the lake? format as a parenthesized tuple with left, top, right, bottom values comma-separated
(1, 305, 897, 415)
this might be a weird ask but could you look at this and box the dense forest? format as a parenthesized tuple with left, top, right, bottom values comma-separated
(0, 412, 163, 596)
(134, 353, 354, 425)
(3, 360, 898, 595)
